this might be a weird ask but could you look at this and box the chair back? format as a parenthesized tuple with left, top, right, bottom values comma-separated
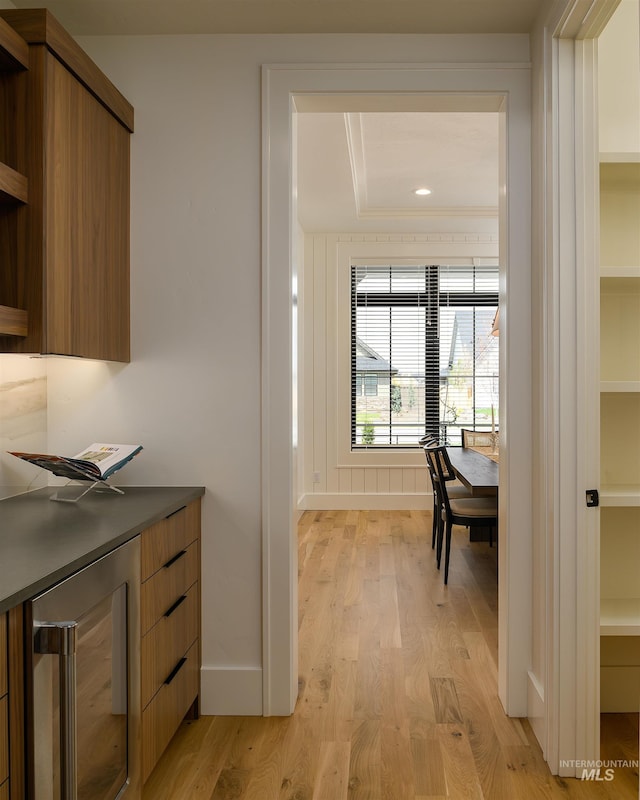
(422, 444, 439, 486)
(423, 443, 456, 482)
(424, 445, 457, 515)
(461, 429, 495, 448)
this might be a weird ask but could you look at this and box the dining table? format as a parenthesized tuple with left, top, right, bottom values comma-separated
(446, 445, 499, 497)
(446, 446, 499, 543)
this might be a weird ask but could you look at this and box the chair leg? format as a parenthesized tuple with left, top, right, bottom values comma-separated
(436, 511, 445, 569)
(431, 496, 438, 549)
(444, 521, 453, 584)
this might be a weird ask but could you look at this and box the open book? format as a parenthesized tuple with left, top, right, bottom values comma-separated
(9, 443, 143, 483)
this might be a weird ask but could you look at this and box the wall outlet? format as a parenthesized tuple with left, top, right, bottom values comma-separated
(312, 471, 321, 483)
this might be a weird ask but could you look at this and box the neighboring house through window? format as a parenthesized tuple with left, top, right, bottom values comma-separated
(355, 338, 398, 397)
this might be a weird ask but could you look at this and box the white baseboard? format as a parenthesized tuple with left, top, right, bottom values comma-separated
(298, 492, 432, 511)
(527, 670, 545, 755)
(200, 665, 263, 715)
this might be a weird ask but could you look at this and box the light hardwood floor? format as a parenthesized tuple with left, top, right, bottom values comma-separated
(143, 510, 639, 800)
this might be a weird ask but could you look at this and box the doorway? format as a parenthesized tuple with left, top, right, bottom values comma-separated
(261, 64, 532, 719)
(295, 109, 501, 501)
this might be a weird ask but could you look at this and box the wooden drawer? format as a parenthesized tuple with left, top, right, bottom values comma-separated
(0, 695, 7, 787)
(0, 779, 8, 800)
(141, 582, 199, 709)
(142, 639, 199, 782)
(141, 540, 198, 635)
(0, 614, 5, 698)
(141, 499, 200, 581)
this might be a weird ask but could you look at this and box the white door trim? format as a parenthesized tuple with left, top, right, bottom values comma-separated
(262, 62, 532, 716)
(573, 35, 602, 774)
(538, 0, 618, 776)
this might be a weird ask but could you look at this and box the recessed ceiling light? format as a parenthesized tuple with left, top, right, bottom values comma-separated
(414, 188, 432, 196)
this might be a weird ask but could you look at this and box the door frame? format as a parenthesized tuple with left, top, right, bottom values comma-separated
(535, 0, 620, 776)
(261, 61, 533, 716)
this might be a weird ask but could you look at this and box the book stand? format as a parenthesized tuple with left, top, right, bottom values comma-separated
(9, 442, 142, 502)
(50, 479, 125, 503)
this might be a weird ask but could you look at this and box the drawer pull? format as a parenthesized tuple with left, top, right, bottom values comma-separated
(164, 656, 187, 686)
(163, 549, 186, 569)
(166, 505, 187, 520)
(164, 595, 187, 618)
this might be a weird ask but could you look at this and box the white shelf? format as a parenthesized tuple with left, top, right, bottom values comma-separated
(601, 381, 640, 393)
(600, 266, 640, 278)
(601, 598, 640, 636)
(601, 485, 640, 507)
(600, 152, 640, 164)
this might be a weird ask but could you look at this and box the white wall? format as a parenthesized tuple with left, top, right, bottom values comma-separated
(300, 232, 499, 510)
(33, 31, 530, 715)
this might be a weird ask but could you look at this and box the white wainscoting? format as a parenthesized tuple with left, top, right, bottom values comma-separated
(299, 232, 499, 510)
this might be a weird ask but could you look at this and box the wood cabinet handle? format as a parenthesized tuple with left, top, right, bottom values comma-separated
(164, 656, 187, 686)
(163, 549, 186, 569)
(164, 595, 187, 619)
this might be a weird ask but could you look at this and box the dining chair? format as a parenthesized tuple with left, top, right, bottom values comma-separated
(424, 445, 498, 585)
(461, 428, 496, 447)
(420, 434, 443, 547)
(421, 438, 472, 550)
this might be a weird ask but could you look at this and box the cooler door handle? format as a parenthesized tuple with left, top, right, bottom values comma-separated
(35, 621, 79, 800)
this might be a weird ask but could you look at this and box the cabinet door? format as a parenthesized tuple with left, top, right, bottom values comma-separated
(44, 52, 130, 361)
(0, 614, 6, 790)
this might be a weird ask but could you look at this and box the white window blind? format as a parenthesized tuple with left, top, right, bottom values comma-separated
(351, 264, 499, 448)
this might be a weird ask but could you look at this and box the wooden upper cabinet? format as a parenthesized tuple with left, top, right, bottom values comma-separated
(0, 9, 133, 362)
(0, 16, 29, 341)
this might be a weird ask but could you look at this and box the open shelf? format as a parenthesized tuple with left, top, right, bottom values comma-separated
(600, 486, 640, 507)
(600, 483, 640, 508)
(0, 15, 28, 71)
(598, 0, 640, 717)
(0, 162, 27, 204)
(600, 266, 640, 278)
(600, 152, 640, 163)
(600, 281, 640, 384)
(601, 381, 640, 393)
(0, 17, 29, 342)
(601, 598, 640, 636)
(0, 306, 27, 337)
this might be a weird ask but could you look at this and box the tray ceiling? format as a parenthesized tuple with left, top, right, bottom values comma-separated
(297, 111, 500, 233)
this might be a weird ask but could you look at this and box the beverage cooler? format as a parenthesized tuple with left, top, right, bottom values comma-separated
(26, 537, 141, 800)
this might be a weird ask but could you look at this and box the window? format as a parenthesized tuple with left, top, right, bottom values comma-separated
(354, 371, 380, 396)
(364, 374, 378, 396)
(351, 264, 499, 448)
